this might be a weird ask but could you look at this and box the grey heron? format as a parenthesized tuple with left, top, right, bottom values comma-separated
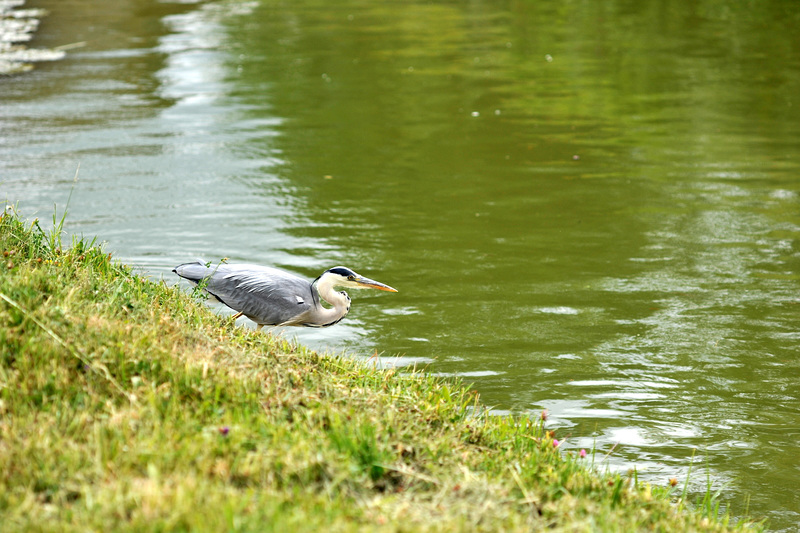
(173, 261, 397, 329)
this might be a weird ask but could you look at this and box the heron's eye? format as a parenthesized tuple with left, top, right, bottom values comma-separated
(347, 275, 356, 281)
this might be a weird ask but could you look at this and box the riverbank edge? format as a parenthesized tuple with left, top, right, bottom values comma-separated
(0, 209, 759, 532)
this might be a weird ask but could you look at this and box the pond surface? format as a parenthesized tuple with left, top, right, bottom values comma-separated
(2, 0, 799, 529)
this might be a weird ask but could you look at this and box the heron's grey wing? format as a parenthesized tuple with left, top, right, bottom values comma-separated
(204, 264, 315, 326)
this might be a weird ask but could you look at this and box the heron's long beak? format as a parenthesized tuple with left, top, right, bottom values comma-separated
(355, 276, 398, 292)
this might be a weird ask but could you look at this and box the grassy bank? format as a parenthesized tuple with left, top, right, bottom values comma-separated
(0, 209, 758, 532)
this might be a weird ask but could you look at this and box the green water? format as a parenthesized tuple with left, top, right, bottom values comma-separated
(2, 0, 799, 529)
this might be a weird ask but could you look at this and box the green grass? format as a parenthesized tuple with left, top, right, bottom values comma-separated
(0, 208, 761, 532)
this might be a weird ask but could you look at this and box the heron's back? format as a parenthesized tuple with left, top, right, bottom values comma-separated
(173, 261, 315, 326)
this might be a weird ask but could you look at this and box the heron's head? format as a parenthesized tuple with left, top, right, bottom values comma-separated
(323, 266, 398, 292)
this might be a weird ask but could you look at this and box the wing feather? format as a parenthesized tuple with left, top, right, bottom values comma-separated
(174, 262, 314, 326)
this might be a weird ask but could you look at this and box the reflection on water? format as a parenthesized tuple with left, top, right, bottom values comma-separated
(0, 1, 66, 74)
(2, 0, 800, 530)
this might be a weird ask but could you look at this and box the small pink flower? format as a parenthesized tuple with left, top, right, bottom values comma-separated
(579, 449, 587, 458)
(553, 439, 560, 448)
(219, 426, 230, 436)
(540, 410, 548, 421)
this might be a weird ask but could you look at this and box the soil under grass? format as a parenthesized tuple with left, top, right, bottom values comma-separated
(0, 209, 760, 532)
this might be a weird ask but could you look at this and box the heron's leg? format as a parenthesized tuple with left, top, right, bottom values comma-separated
(256, 324, 264, 331)
(232, 311, 244, 320)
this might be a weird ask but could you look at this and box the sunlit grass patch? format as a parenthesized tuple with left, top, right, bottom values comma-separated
(0, 207, 761, 532)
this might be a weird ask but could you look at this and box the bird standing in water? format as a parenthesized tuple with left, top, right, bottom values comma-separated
(173, 261, 397, 329)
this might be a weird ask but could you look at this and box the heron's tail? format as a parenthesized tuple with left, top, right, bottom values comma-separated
(173, 261, 214, 283)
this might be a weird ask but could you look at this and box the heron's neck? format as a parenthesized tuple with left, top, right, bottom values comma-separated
(313, 277, 351, 325)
